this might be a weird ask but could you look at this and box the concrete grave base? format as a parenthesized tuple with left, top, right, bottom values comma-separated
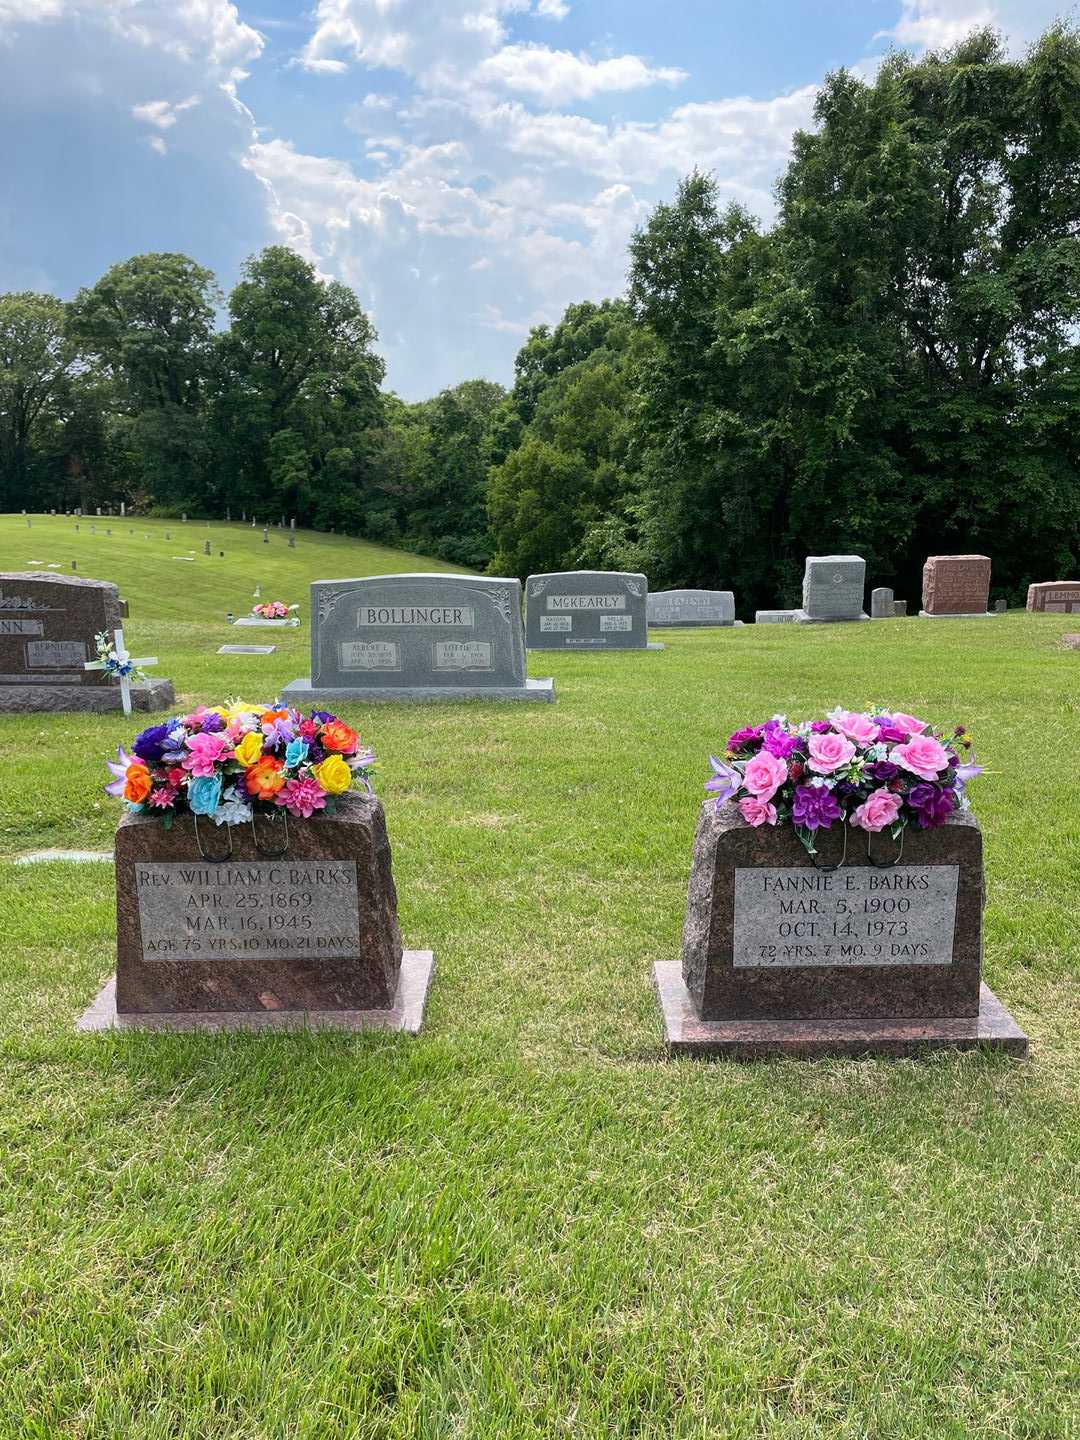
(0, 678, 175, 714)
(281, 676, 556, 703)
(654, 965, 1027, 1059)
(78, 950, 435, 1035)
(918, 611, 999, 620)
(793, 611, 870, 624)
(755, 610, 798, 624)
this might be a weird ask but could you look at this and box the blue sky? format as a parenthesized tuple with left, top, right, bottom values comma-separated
(0, 0, 1071, 398)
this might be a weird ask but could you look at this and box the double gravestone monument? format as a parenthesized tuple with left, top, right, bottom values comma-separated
(525, 571, 656, 650)
(282, 573, 554, 703)
(0, 573, 173, 714)
(920, 555, 993, 618)
(794, 556, 869, 624)
(654, 806, 1027, 1058)
(647, 590, 737, 628)
(78, 794, 434, 1033)
(1027, 581, 1080, 613)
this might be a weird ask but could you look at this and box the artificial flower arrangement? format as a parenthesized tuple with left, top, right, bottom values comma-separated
(93, 631, 146, 682)
(706, 707, 982, 856)
(252, 601, 298, 620)
(105, 701, 374, 827)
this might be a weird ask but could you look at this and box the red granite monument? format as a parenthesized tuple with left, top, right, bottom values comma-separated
(1027, 581, 1080, 614)
(920, 555, 993, 618)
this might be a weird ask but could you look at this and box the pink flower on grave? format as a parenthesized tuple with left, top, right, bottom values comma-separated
(827, 708, 878, 747)
(850, 787, 902, 833)
(274, 776, 327, 818)
(183, 730, 230, 777)
(890, 712, 928, 737)
(806, 732, 856, 775)
(742, 749, 787, 802)
(148, 784, 180, 809)
(891, 735, 950, 781)
(739, 795, 778, 827)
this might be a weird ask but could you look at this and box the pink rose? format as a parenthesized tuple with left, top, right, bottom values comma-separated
(739, 795, 778, 827)
(742, 749, 788, 801)
(889, 712, 928, 736)
(851, 787, 902, 833)
(806, 732, 856, 775)
(183, 731, 229, 777)
(829, 709, 879, 747)
(891, 735, 950, 781)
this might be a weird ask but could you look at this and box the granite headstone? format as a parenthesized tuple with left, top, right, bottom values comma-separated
(870, 586, 894, 619)
(654, 806, 1027, 1058)
(647, 589, 736, 627)
(893, 600, 908, 617)
(282, 573, 554, 703)
(1026, 581, 1080, 614)
(78, 793, 434, 1033)
(0, 573, 173, 713)
(794, 555, 869, 623)
(525, 570, 655, 650)
(920, 555, 993, 617)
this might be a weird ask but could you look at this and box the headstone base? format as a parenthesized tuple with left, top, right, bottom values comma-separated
(653, 966, 1027, 1058)
(0, 679, 175, 714)
(527, 642, 665, 652)
(793, 611, 870, 624)
(755, 610, 797, 624)
(233, 617, 299, 628)
(918, 611, 998, 620)
(281, 676, 556, 704)
(78, 950, 435, 1034)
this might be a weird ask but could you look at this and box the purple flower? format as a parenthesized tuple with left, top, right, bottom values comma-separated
(875, 722, 907, 744)
(908, 783, 956, 829)
(810, 721, 832, 734)
(132, 723, 172, 764)
(761, 722, 803, 760)
(705, 754, 742, 808)
(726, 726, 763, 753)
(868, 760, 899, 783)
(312, 710, 337, 724)
(200, 711, 227, 734)
(104, 744, 137, 797)
(955, 757, 984, 786)
(791, 783, 842, 831)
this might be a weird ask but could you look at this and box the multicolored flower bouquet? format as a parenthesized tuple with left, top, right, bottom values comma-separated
(706, 708, 982, 856)
(93, 631, 146, 682)
(252, 601, 297, 620)
(105, 702, 374, 827)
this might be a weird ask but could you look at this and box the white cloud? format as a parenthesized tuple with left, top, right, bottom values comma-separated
(132, 95, 200, 129)
(535, 0, 569, 18)
(475, 43, 685, 104)
(148, 134, 168, 155)
(884, 1, 996, 49)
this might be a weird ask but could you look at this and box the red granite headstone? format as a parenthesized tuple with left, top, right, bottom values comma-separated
(920, 555, 992, 616)
(1026, 581, 1080, 613)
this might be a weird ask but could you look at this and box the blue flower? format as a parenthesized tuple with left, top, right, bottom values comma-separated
(285, 738, 309, 769)
(187, 773, 223, 816)
(132, 722, 171, 764)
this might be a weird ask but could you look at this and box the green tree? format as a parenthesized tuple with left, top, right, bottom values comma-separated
(0, 292, 77, 509)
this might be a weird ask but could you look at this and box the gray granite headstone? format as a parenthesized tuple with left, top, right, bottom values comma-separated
(525, 570, 656, 650)
(755, 610, 798, 624)
(893, 600, 908, 617)
(870, 586, 894, 619)
(994, 598, 1008, 614)
(647, 589, 736, 627)
(795, 555, 868, 623)
(282, 573, 553, 703)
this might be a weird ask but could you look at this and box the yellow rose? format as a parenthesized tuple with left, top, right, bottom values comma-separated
(233, 730, 263, 766)
(312, 754, 352, 795)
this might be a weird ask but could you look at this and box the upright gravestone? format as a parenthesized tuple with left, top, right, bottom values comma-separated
(794, 556, 869, 624)
(282, 573, 554, 703)
(525, 571, 657, 651)
(647, 589, 737, 628)
(870, 586, 894, 619)
(0, 573, 174, 714)
(893, 600, 908, 617)
(920, 555, 993, 618)
(655, 806, 1027, 1058)
(77, 794, 434, 1034)
(1026, 581, 1080, 614)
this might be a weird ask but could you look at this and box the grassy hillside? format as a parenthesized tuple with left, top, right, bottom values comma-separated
(0, 512, 1078, 1438)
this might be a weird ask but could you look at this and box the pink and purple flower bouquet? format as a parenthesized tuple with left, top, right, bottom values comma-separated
(252, 601, 297, 620)
(706, 707, 982, 855)
(104, 701, 375, 827)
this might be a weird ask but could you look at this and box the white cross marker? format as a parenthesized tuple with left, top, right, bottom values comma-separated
(84, 628, 158, 716)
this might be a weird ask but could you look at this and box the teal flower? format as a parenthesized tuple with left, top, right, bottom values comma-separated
(285, 738, 309, 769)
(188, 773, 223, 816)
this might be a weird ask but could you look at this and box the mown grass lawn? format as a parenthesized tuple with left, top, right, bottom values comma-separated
(0, 514, 1077, 1439)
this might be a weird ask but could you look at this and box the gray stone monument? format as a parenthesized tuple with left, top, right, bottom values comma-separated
(647, 589, 737, 628)
(282, 573, 554, 704)
(755, 610, 798, 624)
(794, 555, 869, 624)
(525, 570, 658, 651)
(893, 600, 908, 617)
(870, 586, 894, 619)
(0, 573, 174, 714)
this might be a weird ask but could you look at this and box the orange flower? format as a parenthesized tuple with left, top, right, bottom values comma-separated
(320, 720, 358, 753)
(260, 708, 290, 725)
(123, 762, 152, 805)
(244, 756, 286, 800)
